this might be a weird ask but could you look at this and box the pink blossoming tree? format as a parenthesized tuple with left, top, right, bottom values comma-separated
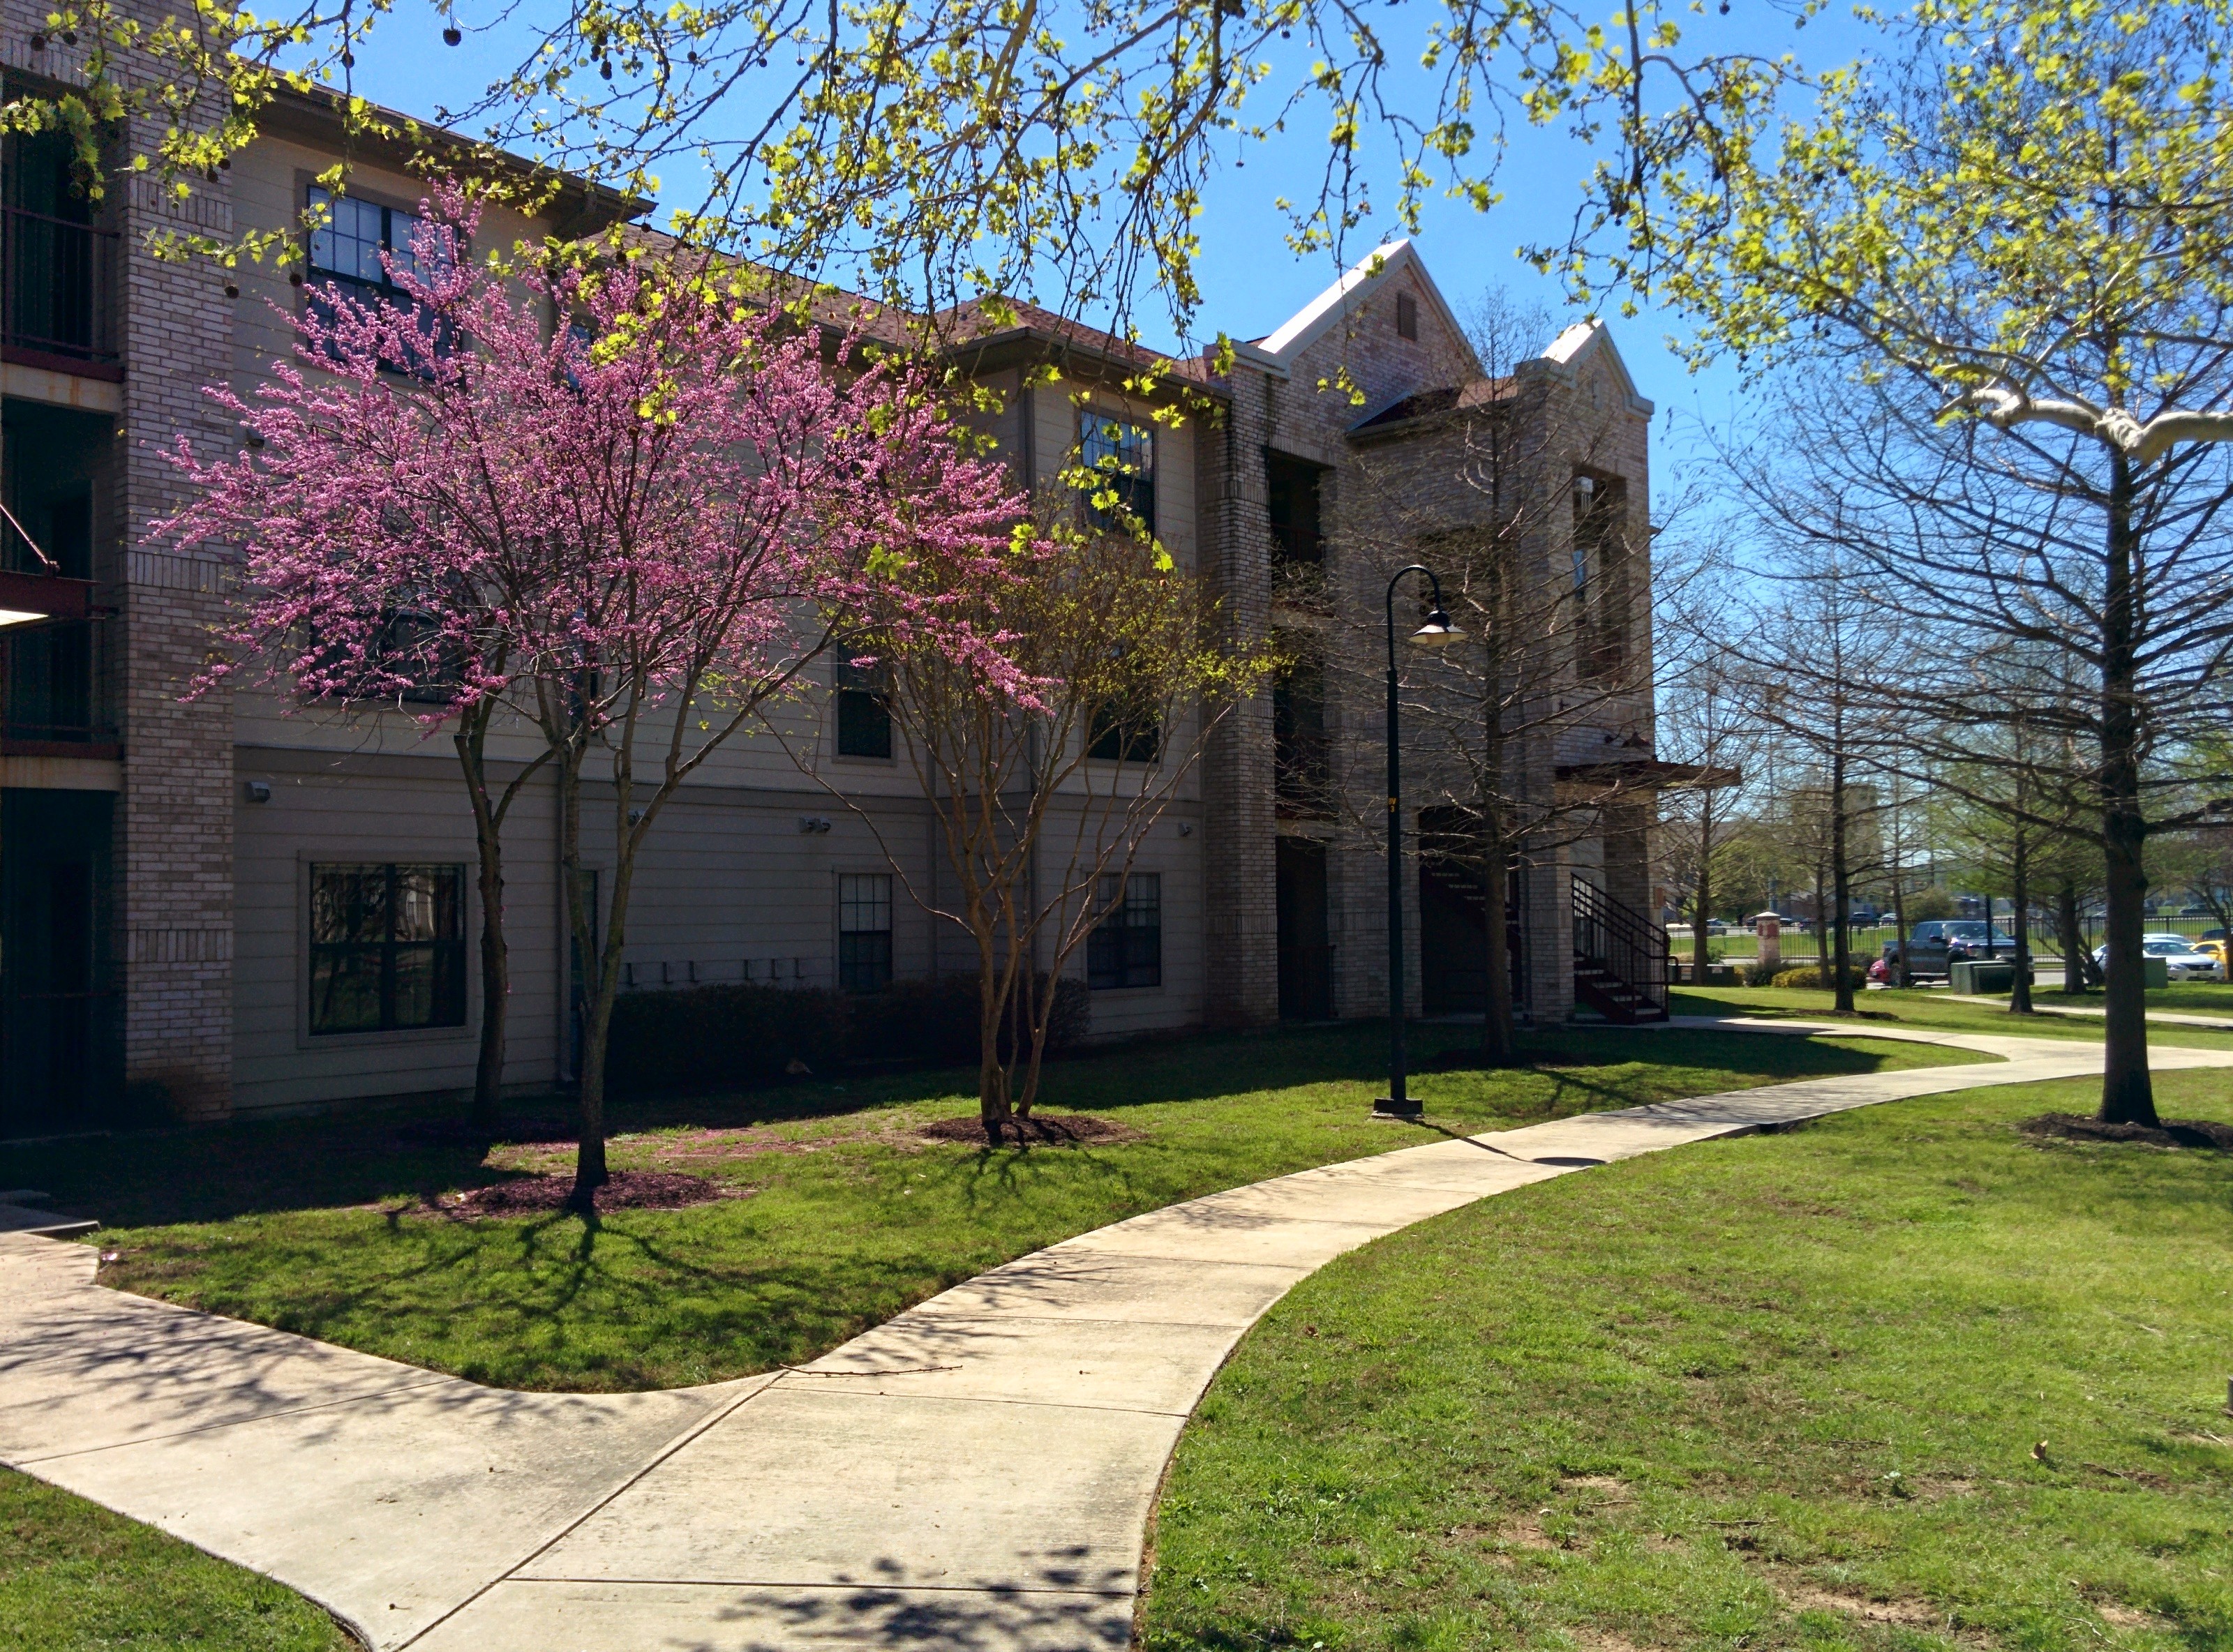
(166, 193, 1036, 1204)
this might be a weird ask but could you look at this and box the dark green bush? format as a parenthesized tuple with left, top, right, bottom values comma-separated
(605, 982, 849, 1095)
(606, 972, 1093, 1095)
(1769, 963, 1872, 990)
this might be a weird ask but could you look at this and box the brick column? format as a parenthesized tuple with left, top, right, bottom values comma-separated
(1601, 797, 1654, 918)
(1198, 375, 1278, 1026)
(119, 161, 238, 1119)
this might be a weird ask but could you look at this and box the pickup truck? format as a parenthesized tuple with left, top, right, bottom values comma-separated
(1882, 920, 2019, 979)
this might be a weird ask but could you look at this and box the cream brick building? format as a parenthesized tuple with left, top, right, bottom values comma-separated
(0, 43, 1668, 1132)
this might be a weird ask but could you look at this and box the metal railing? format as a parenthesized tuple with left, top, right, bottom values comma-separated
(2, 204, 121, 368)
(1573, 877, 1670, 1019)
(1, 615, 117, 744)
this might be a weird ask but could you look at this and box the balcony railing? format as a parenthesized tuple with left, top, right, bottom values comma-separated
(2, 205, 121, 373)
(1, 613, 115, 747)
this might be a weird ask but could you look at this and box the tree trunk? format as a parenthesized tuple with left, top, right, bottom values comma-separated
(2097, 448, 2157, 1127)
(1830, 752, 1853, 1012)
(456, 714, 509, 1129)
(1479, 814, 1518, 1066)
(1890, 871, 1911, 991)
(2056, 876, 2089, 995)
(2009, 828, 2033, 1014)
(1691, 802, 1714, 983)
(570, 983, 613, 1207)
(471, 830, 509, 1127)
(556, 733, 610, 1208)
(1812, 862, 1828, 979)
(978, 949, 1013, 1129)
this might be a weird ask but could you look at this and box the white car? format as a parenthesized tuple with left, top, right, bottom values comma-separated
(2091, 934, 2226, 981)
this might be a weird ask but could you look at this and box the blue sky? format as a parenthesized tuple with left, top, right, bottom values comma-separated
(334, 1, 1875, 497)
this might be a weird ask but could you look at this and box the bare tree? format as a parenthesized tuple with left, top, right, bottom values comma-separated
(1721, 375, 2233, 1122)
(1656, 649, 1762, 979)
(824, 493, 1269, 1129)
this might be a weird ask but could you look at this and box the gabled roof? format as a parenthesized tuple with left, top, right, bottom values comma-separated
(1226, 240, 1475, 380)
(1347, 376, 1516, 442)
(1530, 319, 1655, 417)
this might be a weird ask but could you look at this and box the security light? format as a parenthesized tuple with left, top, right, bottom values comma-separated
(1410, 608, 1463, 648)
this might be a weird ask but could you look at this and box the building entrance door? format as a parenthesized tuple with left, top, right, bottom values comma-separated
(1418, 854, 1488, 1014)
(1, 788, 115, 1137)
(1275, 836, 1332, 1020)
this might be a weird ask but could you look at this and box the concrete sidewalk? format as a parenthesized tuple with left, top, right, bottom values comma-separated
(7, 1022, 2220, 1651)
(1945, 997, 2233, 1032)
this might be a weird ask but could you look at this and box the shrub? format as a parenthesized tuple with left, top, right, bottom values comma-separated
(606, 971, 1092, 1095)
(1770, 964, 1871, 990)
(606, 982, 849, 1095)
(850, 972, 1089, 1066)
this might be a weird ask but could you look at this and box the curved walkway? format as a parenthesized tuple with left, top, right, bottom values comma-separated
(6, 1021, 2226, 1651)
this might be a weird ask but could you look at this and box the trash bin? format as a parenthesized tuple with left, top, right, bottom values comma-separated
(2145, 956, 2169, 990)
(1950, 960, 2031, 994)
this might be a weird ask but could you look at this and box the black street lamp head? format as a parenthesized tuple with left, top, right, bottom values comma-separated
(1410, 608, 1463, 649)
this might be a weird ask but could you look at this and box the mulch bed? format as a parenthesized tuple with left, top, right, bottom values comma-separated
(422, 1170, 740, 1217)
(2020, 1113, 2233, 1152)
(393, 1118, 584, 1148)
(918, 1113, 1144, 1148)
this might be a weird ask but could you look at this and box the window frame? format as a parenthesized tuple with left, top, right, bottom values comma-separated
(832, 656, 895, 761)
(303, 859, 470, 1039)
(1086, 871, 1163, 991)
(1077, 410, 1156, 534)
(837, 871, 895, 994)
(300, 181, 455, 373)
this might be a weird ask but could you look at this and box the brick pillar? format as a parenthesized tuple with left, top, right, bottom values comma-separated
(1199, 375, 1278, 1026)
(119, 158, 237, 1118)
(1602, 797, 1654, 918)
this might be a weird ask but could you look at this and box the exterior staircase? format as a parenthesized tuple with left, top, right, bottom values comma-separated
(1572, 879, 1671, 1023)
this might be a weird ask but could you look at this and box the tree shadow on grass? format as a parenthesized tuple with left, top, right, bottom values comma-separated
(20, 1023, 1909, 1231)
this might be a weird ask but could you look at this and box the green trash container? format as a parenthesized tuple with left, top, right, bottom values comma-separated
(2145, 956, 2169, 990)
(1951, 959, 2031, 994)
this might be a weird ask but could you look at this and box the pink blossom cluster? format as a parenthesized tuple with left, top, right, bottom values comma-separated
(163, 186, 1042, 727)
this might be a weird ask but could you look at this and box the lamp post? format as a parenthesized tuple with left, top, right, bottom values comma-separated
(1375, 563, 1463, 1120)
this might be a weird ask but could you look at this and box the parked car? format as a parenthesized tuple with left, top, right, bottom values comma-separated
(1883, 919, 2019, 979)
(2091, 934, 2227, 982)
(2196, 939, 2227, 969)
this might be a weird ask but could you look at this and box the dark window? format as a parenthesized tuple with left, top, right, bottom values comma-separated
(834, 658, 893, 758)
(1087, 700, 1159, 764)
(1572, 473, 1629, 682)
(304, 186, 451, 369)
(1265, 451, 1326, 568)
(1396, 291, 1419, 340)
(308, 863, 465, 1035)
(380, 608, 458, 705)
(1087, 873, 1161, 989)
(838, 873, 893, 993)
(1273, 647, 1329, 813)
(1079, 413, 1155, 532)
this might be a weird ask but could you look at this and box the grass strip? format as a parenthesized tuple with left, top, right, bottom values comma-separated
(22, 1021, 1980, 1392)
(0, 1468, 354, 1651)
(1140, 1068, 2233, 1652)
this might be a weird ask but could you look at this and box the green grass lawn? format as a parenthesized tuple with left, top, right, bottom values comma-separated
(0, 1469, 352, 1652)
(20, 1021, 1983, 1392)
(1674, 984, 2233, 1049)
(1139, 1067, 2233, 1652)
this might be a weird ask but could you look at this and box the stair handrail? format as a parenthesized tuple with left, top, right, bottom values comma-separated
(1572, 878, 1670, 1016)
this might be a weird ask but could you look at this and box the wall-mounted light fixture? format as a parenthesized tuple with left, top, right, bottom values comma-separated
(798, 816, 833, 834)
(244, 781, 272, 803)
